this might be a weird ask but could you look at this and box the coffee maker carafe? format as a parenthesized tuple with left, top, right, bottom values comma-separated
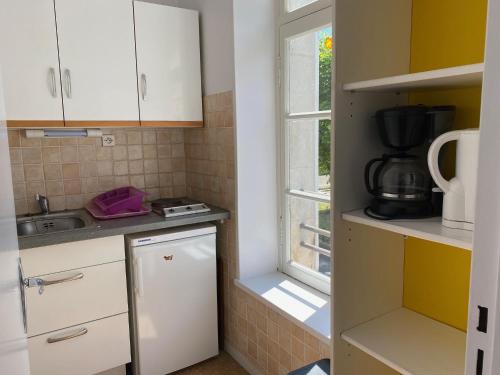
(364, 105, 455, 220)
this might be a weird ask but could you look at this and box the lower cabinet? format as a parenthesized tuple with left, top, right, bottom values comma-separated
(27, 313, 130, 375)
(21, 236, 131, 375)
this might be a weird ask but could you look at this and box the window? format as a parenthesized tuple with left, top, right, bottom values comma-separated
(279, 6, 332, 294)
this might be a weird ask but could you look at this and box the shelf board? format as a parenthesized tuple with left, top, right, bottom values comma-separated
(341, 308, 466, 375)
(343, 63, 484, 92)
(342, 209, 473, 250)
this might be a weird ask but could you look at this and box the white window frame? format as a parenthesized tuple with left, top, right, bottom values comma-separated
(278, 5, 332, 294)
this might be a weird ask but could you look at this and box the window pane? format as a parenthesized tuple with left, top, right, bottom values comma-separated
(286, 0, 318, 13)
(286, 26, 332, 113)
(288, 119, 331, 195)
(288, 196, 331, 277)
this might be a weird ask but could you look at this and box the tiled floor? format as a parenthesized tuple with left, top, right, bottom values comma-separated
(171, 352, 249, 375)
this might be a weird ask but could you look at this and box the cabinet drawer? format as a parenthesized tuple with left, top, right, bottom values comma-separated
(28, 313, 130, 375)
(27, 261, 128, 337)
(21, 235, 125, 277)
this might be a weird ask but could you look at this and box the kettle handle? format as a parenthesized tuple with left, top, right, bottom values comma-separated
(364, 157, 385, 194)
(428, 130, 461, 193)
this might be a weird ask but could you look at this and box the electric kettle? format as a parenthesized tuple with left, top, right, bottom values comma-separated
(427, 129, 480, 230)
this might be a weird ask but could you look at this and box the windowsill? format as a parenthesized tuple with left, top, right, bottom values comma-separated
(234, 272, 331, 344)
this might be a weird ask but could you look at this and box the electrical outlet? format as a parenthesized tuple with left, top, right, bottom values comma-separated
(102, 135, 115, 147)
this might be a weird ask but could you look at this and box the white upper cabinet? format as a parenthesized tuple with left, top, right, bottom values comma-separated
(134, 2, 203, 126)
(54, 0, 139, 125)
(0, 0, 64, 126)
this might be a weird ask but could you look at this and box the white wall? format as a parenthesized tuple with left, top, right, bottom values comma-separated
(233, 0, 279, 279)
(179, 0, 235, 95)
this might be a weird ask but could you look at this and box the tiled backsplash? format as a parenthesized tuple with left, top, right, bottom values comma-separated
(8, 127, 186, 215)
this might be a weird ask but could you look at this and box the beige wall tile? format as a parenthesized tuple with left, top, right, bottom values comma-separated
(113, 145, 128, 161)
(24, 164, 43, 182)
(42, 147, 61, 164)
(43, 164, 62, 180)
(61, 146, 79, 163)
(143, 145, 157, 159)
(114, 176, 130, 187)
(20, 136, 41, 148)
(13, 183, 27, 200)
(62, 163, 80, 180)
(97, 160, 113, 177)
(65, 195, 83, 209)
(142, 131, 156, 145)
(130, 175, 145, 189)
(157, 145, 172, 159)
(80, 161, 98, 178)
(26, 181, 45, 197)
(145, 174, 159, 188)
(8, 130, 20, 147)
(98, 176, 115, 192)
(157, 131, 171, 145)
(145, 187, 160, 200)
(127, 131, 142, 145)
(129, 160, 144, 175)
(64, 180, 81, 195)
(78, 145, 96, 161)
(46, 180, 64, 196)
(112, 130, 127, 145)
(14, 199, 28, 215)
(82, 178, 100, 194)
(113, 160, 129, 176)
(48, 196, 66, 211)
(9, 148, 22, 164)
(144, 160, 158, 174)
(128, 145, 143, 160)
(22, 148, 42, 164)
(96, 146, 112, 161)
(42, 138, 60, 147)
(158, 159, 173, 173)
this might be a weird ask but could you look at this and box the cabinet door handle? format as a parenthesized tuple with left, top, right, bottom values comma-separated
(64, 68, 72, 99)
(47, 327, 88, 344)
(18, 259, 28, 334)
(25, 272, 84, 295)
(48, 67, 57, 98)
(134, 257, 144, 297)
(141, 73, 147, 101)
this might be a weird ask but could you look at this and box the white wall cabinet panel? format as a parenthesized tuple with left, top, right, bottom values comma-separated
(134, 2, 203, 125)
(54, 0, 139, 125)
(0, 0, 64, 127)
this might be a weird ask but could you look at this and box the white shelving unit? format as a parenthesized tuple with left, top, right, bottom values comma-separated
(341, 308, 466, 375)
(342, 209, 473, 250)
(343, 63, 484, 93)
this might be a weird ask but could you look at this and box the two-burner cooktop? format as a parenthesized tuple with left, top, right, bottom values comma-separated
(151, 198, 211, 218)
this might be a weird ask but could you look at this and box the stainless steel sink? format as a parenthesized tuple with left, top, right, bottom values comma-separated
(16, 211, 93, 237)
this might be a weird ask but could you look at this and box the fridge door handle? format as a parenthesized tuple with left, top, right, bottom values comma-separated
(134, 257, 144, 297)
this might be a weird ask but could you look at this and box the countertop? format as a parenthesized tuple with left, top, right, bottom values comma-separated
(18, 205, 230, 250)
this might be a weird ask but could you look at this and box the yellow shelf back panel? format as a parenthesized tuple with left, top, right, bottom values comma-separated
(404, 237, 471, 331)
(404, 0, 487, 332)
(410, 0, 487, 72)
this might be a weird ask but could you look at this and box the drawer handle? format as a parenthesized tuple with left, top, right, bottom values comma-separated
(25, 273, 84, 295)
(47, 327, 88, 344)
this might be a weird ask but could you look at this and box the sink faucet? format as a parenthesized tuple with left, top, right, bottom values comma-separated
(36, 194, 50, 215)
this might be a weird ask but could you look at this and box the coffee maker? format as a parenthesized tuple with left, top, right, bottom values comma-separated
(364, 105, 455, 220)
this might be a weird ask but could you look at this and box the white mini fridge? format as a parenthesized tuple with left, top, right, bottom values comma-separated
(126, 223, 219, 375)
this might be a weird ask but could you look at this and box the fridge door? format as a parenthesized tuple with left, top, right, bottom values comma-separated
(0, 73, 31, 373)
(132, 233, 218, 375)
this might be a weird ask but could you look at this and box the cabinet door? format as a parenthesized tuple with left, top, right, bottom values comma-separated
(134, 2, 203, 126)
(0, 0, 64, 127)
(466, 1, 500, 374)
(54, 0, 139, 126)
